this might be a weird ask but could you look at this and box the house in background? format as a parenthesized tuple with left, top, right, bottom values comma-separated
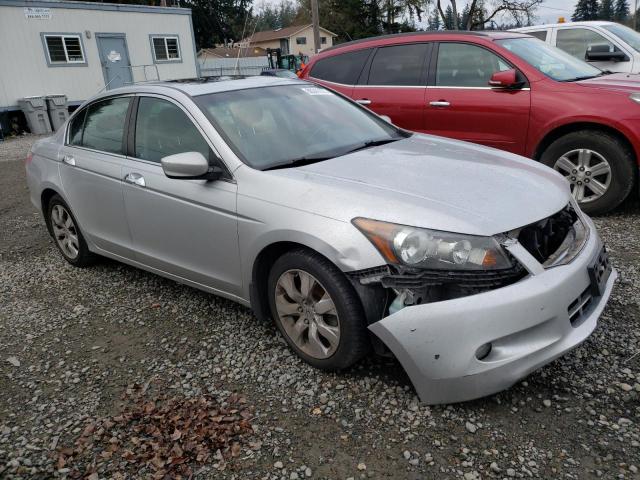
(0, 0, 198, 130)
(240, 24, 337, 57)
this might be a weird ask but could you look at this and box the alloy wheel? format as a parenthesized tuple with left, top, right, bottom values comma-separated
(51, 204, 79, 259)
(553, 149, 612, 203)
(274, 269, 340, 359)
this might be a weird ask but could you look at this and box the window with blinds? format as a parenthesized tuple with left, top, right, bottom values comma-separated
(151, 36, 181, 62)
(44, 35, 85, 64)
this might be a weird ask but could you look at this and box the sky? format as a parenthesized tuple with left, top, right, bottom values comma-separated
(255, 0, 582, 27)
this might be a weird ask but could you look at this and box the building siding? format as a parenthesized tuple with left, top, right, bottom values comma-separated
(0, 4, 197, 109)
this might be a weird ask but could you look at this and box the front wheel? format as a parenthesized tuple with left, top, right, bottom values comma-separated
(540, 130, 636, 215)
(267, 249, 369, 370)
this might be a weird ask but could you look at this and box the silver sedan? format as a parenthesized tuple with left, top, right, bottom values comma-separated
(25, 77, 616, 404)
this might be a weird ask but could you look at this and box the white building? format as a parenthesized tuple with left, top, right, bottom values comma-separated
(0, 0, 199, 116)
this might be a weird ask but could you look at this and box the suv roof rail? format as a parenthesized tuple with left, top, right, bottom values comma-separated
(321, 30, 488, 53)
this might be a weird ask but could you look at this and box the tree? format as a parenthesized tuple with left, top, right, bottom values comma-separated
(600, 0, 614, 20)
(572, 0, 600, 21)
(614, 0, 630, 21)
(428, 6, 442, 30)
(437, 1, 542, 31)
(443, 3, 456, 29)
(181, 0, 252, 48)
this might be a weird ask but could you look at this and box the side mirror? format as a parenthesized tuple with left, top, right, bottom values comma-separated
(488, 69, 521, 89)
(161, 151, 222, 181)
(585, 44, 628, 62)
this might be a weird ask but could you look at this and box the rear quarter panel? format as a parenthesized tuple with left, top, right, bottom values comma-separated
(27, 135, 64, 213)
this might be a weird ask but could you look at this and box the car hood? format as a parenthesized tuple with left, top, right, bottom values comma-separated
(250, 135, 570, 236)
(577, 72, 640, 93)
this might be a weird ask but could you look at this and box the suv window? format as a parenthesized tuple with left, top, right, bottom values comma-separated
(367, 43, 429, 86)
(80, 97, 131, 154)
(134, 97, 210, 163)
(310, 49, 371, 85)
(527, 30, 548, 41)
(556, 28, 616, 60)
(436, 43, 511, 87)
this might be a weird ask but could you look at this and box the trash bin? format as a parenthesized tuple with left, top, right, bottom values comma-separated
(45, 95, 70, 132)
(18, 96, 52, 134)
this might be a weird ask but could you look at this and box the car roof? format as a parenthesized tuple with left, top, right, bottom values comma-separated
(101, 75, 306, 99)
(320, 30, 529, 54)
(512, 21, 617, 30)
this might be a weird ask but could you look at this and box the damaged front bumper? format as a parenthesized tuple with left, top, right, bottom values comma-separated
(368, 217, 616, 405)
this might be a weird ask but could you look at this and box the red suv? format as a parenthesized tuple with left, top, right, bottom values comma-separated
(300, 31, 640, 214)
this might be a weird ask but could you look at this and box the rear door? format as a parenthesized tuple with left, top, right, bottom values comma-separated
(424, 42, 531, 154)
(121, 95, 242, 295)
(57, 96, 135, 258)
(352, 43, 431, 132)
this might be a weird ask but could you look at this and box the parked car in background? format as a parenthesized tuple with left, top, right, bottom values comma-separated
(260, 68, 299, 78)
(512, 21, 640, 73)
(300, 31, 640, 215)
(25, 77, 616, 404)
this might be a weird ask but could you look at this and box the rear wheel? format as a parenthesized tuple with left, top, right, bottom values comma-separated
(540, 130, 636, 215)
(47, 195, 95, 267)
(267, 249, 369, 370)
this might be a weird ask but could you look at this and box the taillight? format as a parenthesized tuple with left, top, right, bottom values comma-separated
(25, 151, 33, 165)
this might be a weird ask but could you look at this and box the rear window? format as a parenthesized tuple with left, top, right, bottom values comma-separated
(367, 43, 429, 86)
(310, 49, 371, 85)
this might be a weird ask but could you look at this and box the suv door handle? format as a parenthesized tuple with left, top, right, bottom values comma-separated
(356, 99, 372, 105)
(429, 101, 451, 107)
(62, 155, 75, 166)
(124, 172, 146, 187)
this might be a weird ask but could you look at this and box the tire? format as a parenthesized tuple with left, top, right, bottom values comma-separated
(540, 130, 636, 215)
(46, 194, 96, 267)
(267, 248, 369, 370)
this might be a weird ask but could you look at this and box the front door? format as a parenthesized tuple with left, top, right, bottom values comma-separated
(96, 34, 133, 90)
(122, 96, 242, 295)
(58, 96, 135, 258)
(352, 43, 431, 133)
(424, 42, 531, 155)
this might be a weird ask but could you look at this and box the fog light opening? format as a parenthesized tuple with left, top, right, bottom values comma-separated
(475, 342, 492, 361)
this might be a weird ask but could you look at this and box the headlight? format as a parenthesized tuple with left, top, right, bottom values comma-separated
(630, 93, 640, 104)
(352, 218, 513, 270)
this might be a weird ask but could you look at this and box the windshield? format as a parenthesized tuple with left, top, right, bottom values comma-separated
(194, 84, 403, 170)
(602, 23, 640, 52)
(496, 37, 602, 81)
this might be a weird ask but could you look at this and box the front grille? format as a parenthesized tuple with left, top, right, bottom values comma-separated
(517, 205, 578, 264)
(568, 286, 594, 326)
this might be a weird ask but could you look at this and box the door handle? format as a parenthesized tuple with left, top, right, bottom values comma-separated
(429, 101, 451, 107)
(356, 99, 372, 105)
(124, 172, 146, 187)
(62, 155, 75, 166)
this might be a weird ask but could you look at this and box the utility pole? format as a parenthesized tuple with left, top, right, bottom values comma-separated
(311, 0, 321, 54)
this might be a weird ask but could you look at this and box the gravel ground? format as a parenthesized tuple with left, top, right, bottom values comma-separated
(1, 134, 639, 480)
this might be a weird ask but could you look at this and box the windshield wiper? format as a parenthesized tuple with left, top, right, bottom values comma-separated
(562, 71, 613, 82)
(263, 155, 333, 171)
(263, 136, 405, 171)
(338, 136, 405, 156)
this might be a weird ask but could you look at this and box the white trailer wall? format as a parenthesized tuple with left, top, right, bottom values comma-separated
(0, 0, 198, 110)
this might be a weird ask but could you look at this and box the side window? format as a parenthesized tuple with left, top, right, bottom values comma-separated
(556, 28, 615, 60)
(527, 30, 548, 41)
(436, 43, 510, 88)
(367, 43, 429, 86)
(134, 97, 210, 163)
(81, 97, 130, 154)
(310, 49, 371, 85)
(68, 109, 86, 146)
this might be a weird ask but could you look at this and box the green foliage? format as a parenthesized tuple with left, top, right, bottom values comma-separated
(181, 0, 252, 49)
(599, 0, 614, 20)
(614, 0, 630, 21)
(572, 0, 600, 21)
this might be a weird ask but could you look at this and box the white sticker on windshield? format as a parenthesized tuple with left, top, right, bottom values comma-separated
(301, 87, 331, 96)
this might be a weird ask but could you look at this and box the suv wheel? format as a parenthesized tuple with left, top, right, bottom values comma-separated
(47, 194, 96, 267)
(540, 130, 635, 215)
(267, 249, 369, 370)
